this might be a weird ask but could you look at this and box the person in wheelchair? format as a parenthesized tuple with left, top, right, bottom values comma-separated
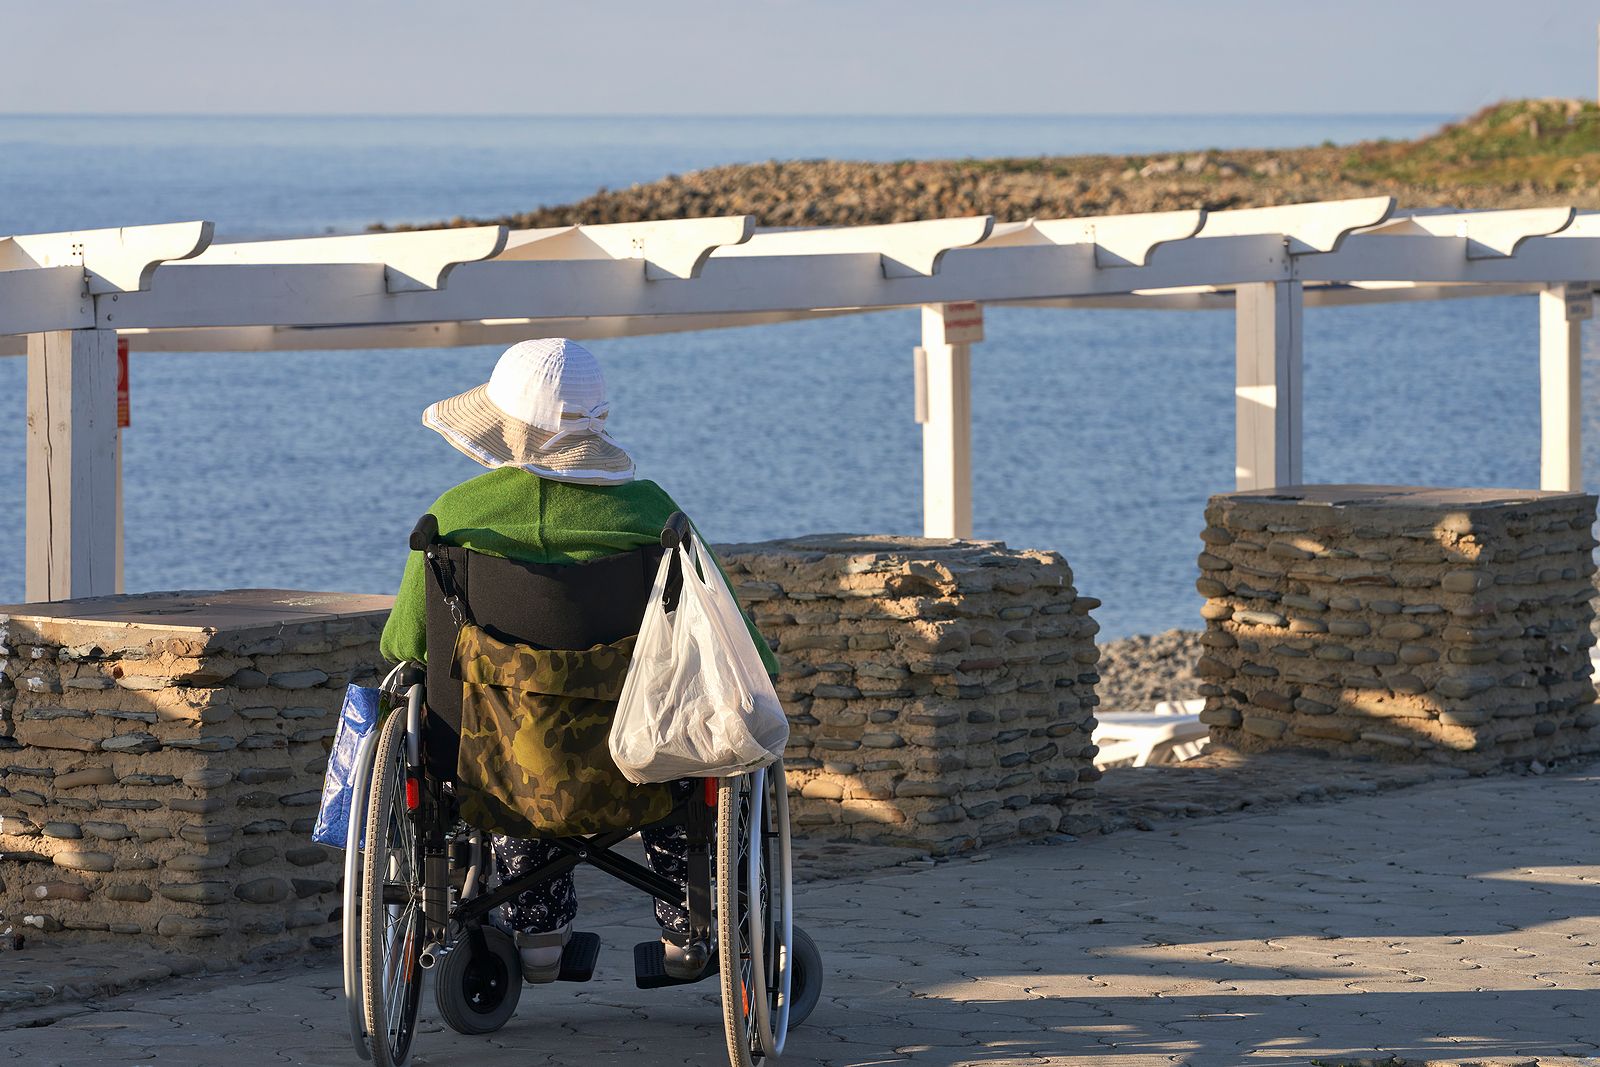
(378, 337, 778, 985)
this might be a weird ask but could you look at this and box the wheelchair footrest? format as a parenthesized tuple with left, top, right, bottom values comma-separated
(557, 931, 601, 983)
(633, 940, 717, 989)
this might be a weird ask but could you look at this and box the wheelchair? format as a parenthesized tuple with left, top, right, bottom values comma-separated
(340, 512, 822, 1067)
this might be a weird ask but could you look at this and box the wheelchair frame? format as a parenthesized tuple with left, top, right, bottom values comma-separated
(339, 514, 814, 1067)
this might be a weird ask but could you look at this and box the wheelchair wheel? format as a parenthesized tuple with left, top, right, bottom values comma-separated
(435, 926, 522, 1035)
(361, 711, 425, 1067)
(717, 762, 794, 1067)
(342, 724, 383, 1061)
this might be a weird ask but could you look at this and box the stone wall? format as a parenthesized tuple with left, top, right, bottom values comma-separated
(0, 539, 1102, 954)
(719, 536, 1102, 853)
(0, 591, 390, 960)
(1195, 486, 1600, 767)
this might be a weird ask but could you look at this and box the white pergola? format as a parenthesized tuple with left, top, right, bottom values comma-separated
(1, 195, 1593, 602)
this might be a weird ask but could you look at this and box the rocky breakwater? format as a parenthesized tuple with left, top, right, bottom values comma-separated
(389, 101, 1600, 233)
(0, 590, 390, 961)
(717, 536, 1103, 854)
(1194, 486, 1600, 768)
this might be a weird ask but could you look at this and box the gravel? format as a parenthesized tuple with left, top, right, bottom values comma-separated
(1094, 629, 1205, 711)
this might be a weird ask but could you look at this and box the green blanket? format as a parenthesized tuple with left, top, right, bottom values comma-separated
(378, 467, 778, 674)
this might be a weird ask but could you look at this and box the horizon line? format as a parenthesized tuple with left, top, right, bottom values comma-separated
(0, 109, 1460, 120)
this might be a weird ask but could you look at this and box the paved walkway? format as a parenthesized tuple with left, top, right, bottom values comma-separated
(3, 767, 1598, 1067)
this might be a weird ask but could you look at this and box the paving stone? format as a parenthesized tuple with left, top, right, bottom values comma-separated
(3, 764, 1598, 1066)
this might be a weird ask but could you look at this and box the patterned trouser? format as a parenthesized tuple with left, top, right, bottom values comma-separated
(492, 783, 693, 935)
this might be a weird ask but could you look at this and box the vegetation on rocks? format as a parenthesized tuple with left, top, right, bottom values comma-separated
(385, 99, 1600, 233)
(1340, 97, 1600, 189)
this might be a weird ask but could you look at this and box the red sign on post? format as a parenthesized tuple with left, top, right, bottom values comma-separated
(932, 301, 985, 345)
(116, 337, 130, 428)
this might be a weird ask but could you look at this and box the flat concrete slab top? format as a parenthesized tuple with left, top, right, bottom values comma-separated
(1225, 483, 1594, 510)
(0, 589, 394, 633)
(720, 533, 1014, 555)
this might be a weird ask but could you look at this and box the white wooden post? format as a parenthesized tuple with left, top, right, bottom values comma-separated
(1539, 284, 1588, 492)
(115, 337, 127, 593)
(26, 329, 121, 601)
(918, 302, 981, 538)
(1234, 281, 1304, 490)
(115, 426, 125, 594)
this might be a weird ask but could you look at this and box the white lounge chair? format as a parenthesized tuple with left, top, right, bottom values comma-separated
(1092, 698, 1209, 769)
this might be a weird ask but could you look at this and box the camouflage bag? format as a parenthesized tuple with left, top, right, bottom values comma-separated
(452, 623, 675, 838)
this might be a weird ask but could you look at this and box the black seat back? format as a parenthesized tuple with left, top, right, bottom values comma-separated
(417, 518, 667, 779)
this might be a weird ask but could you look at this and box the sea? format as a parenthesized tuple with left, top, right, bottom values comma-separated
(1, 112, 1580, 638)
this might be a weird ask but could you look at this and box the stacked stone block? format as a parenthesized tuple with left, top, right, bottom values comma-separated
(717, 536, 1102, 853)
(0, 590, 390, 960)
(1195, 486, 1600, 767)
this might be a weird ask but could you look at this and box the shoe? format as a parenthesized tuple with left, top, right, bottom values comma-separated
(661, 935, 705, 980)
(514, 922, 571, 983)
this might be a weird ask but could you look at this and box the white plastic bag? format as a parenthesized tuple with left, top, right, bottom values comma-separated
(610, 537, 788, 783)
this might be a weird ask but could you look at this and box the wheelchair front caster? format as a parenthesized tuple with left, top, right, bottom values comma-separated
(787, 925, 824, 1030)
(435, 926, 522, 1036)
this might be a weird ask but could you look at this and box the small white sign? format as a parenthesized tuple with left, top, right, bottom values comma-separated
(1565, 286, 1594, 322)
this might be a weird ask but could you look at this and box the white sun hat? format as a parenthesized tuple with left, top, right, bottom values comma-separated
(423, 338, 636, 484)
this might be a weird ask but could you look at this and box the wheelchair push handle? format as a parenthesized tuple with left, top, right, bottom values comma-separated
(410, 512, 470, 627)
(660, 511, 693, 550)
(410, 513, 441, 552)
(659, 512, 695, 613)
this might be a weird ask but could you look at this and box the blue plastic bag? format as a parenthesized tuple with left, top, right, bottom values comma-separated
(313, 684, 381, 846)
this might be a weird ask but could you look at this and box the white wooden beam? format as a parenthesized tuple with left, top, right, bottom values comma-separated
(1003, 281, 1541, 313)
(495, 225, 587, 260)
(0, 221, 213, 293)
(1029, 209, 1207, 267)
(1298, 232, 1600, 285)
(26, 329, 120, 601)
(1201, 196, 1395, 254)
(189, 226, 508, 292)
(1539, 284, 1589, 491)
(578, 216, 754, 280)
(0, 264, 94, 334)
(1557, 211, 1600, 237)
(0, 307, 878, 356)
(0, 276, 1537, 359)
(31, 224, 1600, 337)
(88, 235, 1285, 329)
(1234, 281, 1303, 490)
(920, 302, 980, 538)
(1380, 207, 1576, 258)
(496, 220, 758, 279)
(721, 217, 995, 277)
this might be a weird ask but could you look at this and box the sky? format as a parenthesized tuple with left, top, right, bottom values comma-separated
(2, 1, 1598, 116)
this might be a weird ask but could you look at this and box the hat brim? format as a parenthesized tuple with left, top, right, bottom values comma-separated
(424, 383, 636, 485)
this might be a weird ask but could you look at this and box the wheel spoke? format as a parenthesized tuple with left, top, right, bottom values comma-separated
(384, 917, 404, 1018)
